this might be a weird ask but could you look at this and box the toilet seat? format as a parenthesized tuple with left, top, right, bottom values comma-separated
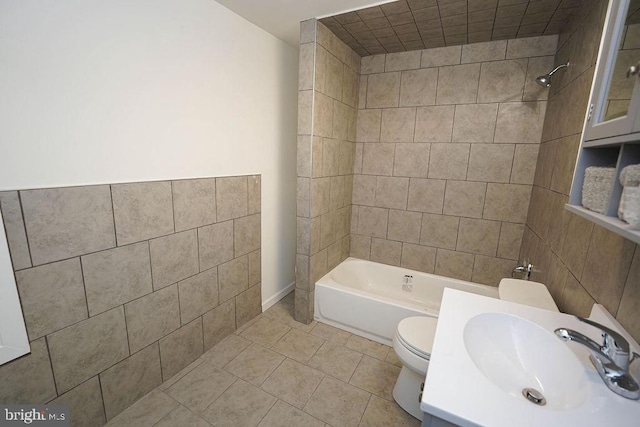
(396, 316, 437, 360)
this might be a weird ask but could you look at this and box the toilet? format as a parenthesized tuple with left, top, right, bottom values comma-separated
(392, 279, 559, 420)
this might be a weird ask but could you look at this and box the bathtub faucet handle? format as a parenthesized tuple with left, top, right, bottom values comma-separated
(402, 275, 413, 292)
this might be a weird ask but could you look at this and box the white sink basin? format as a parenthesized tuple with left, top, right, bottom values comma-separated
(463, 313, 589, 409)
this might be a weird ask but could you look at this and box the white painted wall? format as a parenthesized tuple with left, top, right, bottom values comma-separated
(0, 0, 298, 307)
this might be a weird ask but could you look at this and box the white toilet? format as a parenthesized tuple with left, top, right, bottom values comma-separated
(392, 279, 559, 420)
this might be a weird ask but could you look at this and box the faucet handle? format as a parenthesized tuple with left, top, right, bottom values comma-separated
(576, 316, 630, 368)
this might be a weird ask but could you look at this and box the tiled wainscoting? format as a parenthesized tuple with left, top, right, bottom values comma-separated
(0, 175, 261, 426)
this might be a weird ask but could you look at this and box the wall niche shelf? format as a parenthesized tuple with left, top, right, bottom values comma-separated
(568, 0, 640, 245)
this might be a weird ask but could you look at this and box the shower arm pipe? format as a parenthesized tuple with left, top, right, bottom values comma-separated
(548, 62, 570, 77)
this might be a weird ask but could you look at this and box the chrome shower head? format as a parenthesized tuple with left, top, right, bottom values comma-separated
(535, 62, 570, 88)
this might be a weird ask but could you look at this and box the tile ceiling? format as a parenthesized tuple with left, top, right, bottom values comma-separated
(319, 0, 579, 56)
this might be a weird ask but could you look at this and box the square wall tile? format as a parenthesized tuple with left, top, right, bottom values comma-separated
(217, 176, 248, 222)
(315, 92, 334, 137)
(457, 218, 501, 256)
(111, 182, 173, 246)
(203, 299, 236, 350)
(333, 101, 349, 141)
(48, 307, 129, 393)
(357, 206, 389, 238)
(387, 209, 422, 243)
(178, 268, 218, 325)
(159, 319, 203, 381)
(234, 213, 261, 257)
(322, 138, 340, 176)
(428, 143, 470, 180)
(298, 90, 313, 135)
(82, 242, 152, 316)
(443, 180, 487, 218)
(0, 191, 32, 270)
(248, 249, 261, 286)
(497, 222, 524, 260)
(494, 101, 546, 143)
(356, 109, 382, 143)
(0, 338, 56, 404)
(436, 63, 481, 104)
(366, 72, 401, 108)
(393, 143, 430, 178)
(21, 185, 115, 265)
(477, 59, 527, 102)
(149, 230, 199, 290)
(361, 54, 385, 74)
(375, 176, 409, 210)
(198, 220, 234, 270)
(100, 343, 162, 420)
(326, 52, 344, 100)
(172, 178, 216, 232)
(452, 103, 498, 142)
(311, 177, 331, 218)
(362, 143, 395, 176)
(350, 234, 372, 259)
(401, 243, 437, 273)
(435, 248, 475, 281)
(399, 68, 438, 106)
(511, 144, 539, 184)
(421, 45, 462, 68)
(219, 255, 249, 302)
(49, 377, 105, 427)
(472, 255, 516, 285)
(415, 106, 455, 142)
(506, 35, 558, 59)
(407, 178, 446, 214)
(236, 284, 261, 328)
(467, 143, 515, 183)
(461, 40, 507, 63)
(125, 285, 180, 353)
(370, 238, 402, 266)
(16, 258, 87, 340)
(420, 214, 460, 250)
(483, 183, 531, 222)
(380, 108, 416, 142)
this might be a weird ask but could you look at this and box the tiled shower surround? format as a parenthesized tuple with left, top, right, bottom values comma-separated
(0, 175, 261, 425)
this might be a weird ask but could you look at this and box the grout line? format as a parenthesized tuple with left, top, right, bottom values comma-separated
(97, 375, 109, 422)
(16, 191, 34, 267)
(44, 335, 60, 397)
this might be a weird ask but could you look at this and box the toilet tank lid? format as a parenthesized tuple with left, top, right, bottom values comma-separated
(397, 316, 438, 357)
(498, 278, 559, 312)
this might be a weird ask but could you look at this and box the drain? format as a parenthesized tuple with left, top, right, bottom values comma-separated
(522, 388, 546, 406)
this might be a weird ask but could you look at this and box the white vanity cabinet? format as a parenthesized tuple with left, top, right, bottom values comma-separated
(569, 0, 640, 244)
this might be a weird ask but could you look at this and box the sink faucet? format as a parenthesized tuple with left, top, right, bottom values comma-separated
(555, 317, 640, 400)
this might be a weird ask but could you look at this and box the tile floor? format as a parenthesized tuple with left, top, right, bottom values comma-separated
(106, 292, 420, 426)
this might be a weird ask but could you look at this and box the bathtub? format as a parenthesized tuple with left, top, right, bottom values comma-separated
(314, 257, 499, 346)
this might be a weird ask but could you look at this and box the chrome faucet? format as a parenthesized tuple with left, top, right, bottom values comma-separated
(512, 262, 533, 280)
(555, 317, 640, 400)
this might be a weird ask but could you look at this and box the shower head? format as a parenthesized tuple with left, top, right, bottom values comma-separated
(535, 62, 570, 88)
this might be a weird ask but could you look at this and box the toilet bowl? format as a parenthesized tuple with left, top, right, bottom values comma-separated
(392, 279, 559, 420)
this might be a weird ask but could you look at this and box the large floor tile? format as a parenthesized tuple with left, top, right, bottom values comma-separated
(239, 316, 291, 348)
(271, 328, 325, 363)
(201, 379, 276, 427)
(154, 405, 211, 427)
(223, 343, 285, 386)
(304, 376, 370, 427)
(308, 341, 363, 382)
(201, 333, 252, 368)
(165, 363, 235, 413)
(359, 395, 420, 426)
(261, 358, 324, 409)
(258, 400, 325, 427)
(105, 390, 178, 427)
(349, 355, 400, 401)
(346, 335, 390, 361)
(310, 322, 353, 346)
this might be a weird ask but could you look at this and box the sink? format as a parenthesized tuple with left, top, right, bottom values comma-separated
(463, 312, 589, 410)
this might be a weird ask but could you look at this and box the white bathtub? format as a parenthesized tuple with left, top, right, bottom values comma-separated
(314, 257, 499, 346)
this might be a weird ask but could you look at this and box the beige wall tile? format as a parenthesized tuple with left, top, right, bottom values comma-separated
(358, 77, 368, 109)
(49, 307, 129, 393)
(0, 338, 56, 404)
(452, 103, 498, 142)
(497, 222, 524, 260)
(362, 143, 395, 176)
(198, 220, 234, 270)
(472, 255, 515, 285)
(415, 105, 455, 142)
(393, 143, 430, 178)
(248, 249, 260, 286)
(298, 90, 313, 135)
(407, 178, 446, 214)
(178, 268, 218, 325)
(311, 216, 321, 254)
(400, 243, 437, 273)
(420, 214, 460, 249)
(380, 107, 416, 142)
(366, 72, 401, 108)
(23, 185, 116, 264)
(549, 134, 580, 195)
(333, 102, 349, 141)
(219, 255, 249, 303)
(16, 258, 87, 340)
(375, 176, 409, 209)
(310, 248, 329, 284)
(421, 45, 462, 68)
(558, 273, 595, 318)
(617, 247, 640, 343)
(343, 66, 359, 108)
(296, 253, 310, 290)
(494, 101, 547, 143)
(217, 176, 248, 222)
(436, 63, 481, 104)
(248, 175, 261, 215)
(466, 143, 515, 183)
(443, 180, 486, 218)
(339, 141, 355, 175)
(435, 248, 475, 281)
(350, 234, 372, 259)
(298, 177, 310, 216)
(428, 143, 470, 180)
(506, 35, 558, 59)
(298, 43, 314, 91)
(386, 51, 422, 71)
(0, 191, 32, 270)
(300, 19, 316, 44)
(172, 178, 216, 232)
(399, 68, 438, 106)
(353, 174, 377, 206)
(311, 177, 330, 218)
(456, 218, 501, 256)
(461, 40, 507, 63)
(314, 91, 334, 138)
(511, 144, 539, 184)
(82, 242, 152, 316)
(477, 59, 527, 102)
(322, 138, 340, 176)
(202, 299, 235, 350)
(370, 238, 402, 266)
(326, 53, 344, 100)
(149, 230, 199, 290)
(329, 176, 345, 211)
(357, 206, 389, 238)
(320, 211, 336, 250)
(49, 377, 105, 427)
(361, 54, 385, 74)
(159, 319, 204, 381)
(483, 183, 531, 222)
(100, 343, 162, 420)
(387, 209, 422, 243)
(356, 109, 382, 142)
(560, 213, 594, 280)
(315, 45, 327, 94)
(234, 213, 261, 257)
